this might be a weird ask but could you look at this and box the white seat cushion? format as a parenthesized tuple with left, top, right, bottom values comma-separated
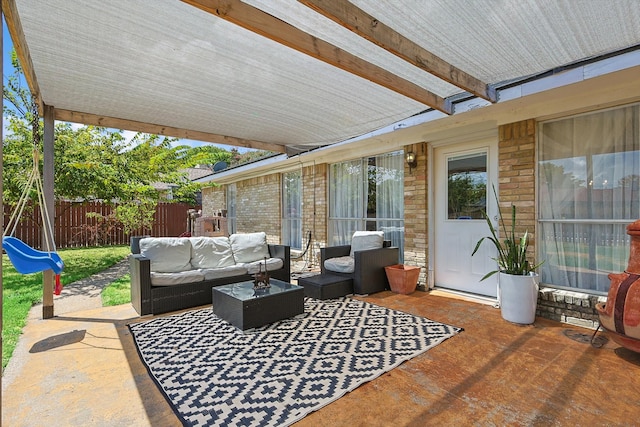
(189, 236, 235, 269)
(200, 264, 249, 280)
(150, 269, 205, 286)
(350, 231, 384, 257)
(246, 257, 284, 275)
(230, 232, 271, 263)
(139, 237, 192, 273)
(324, 256, 355, 274)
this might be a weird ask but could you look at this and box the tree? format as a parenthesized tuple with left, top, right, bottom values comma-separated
(3, 47, 275, 219)
(3, 49, 202, 207)
(115, 199, 157, 236)
(448, 172, 486, 219)
(3, 50, 40, 208)
(180, 144, 232, 169)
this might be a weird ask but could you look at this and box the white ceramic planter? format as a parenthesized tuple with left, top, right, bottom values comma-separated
(498, 272, 540, 324)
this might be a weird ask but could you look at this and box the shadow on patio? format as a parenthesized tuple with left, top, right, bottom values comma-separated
(3, 289, 640, 426)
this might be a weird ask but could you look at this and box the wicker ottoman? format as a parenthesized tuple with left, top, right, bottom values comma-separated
(298, 274, 353, 300)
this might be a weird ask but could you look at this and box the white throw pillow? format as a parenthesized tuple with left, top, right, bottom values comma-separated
(189, 237, 235, 269)
(139, 237, 192, 273)
(349, 231, 384, 256)
(229, 232, 271, 263)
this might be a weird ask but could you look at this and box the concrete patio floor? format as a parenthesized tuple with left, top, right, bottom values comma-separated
(3, 282, 640, 426)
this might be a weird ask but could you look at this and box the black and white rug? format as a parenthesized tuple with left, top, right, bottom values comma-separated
(129, 297, 462, 426)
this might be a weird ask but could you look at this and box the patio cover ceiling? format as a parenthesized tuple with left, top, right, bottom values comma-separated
(5, 0, 640, 154)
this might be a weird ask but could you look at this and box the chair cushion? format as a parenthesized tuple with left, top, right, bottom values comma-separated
(230, 232, 271, 263)
(324, 256, 355, 274)
(350, 231, 384, 257)
(246, 257, 284, 275)
(200, 264, 249, 280)
(189, 236, 235, 269)
(150, 269, 205, 286)
(139, 237, 192, 273)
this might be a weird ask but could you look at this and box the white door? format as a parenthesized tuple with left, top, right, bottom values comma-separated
(433, 139, 499, 298)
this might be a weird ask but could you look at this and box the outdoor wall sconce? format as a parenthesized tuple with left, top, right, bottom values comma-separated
(405, 151, 417, 173)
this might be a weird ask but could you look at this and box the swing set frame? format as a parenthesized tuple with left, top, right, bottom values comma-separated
(2, 149, 64, 278)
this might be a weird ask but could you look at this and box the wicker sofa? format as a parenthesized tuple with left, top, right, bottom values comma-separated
(130, 232, 290, 315)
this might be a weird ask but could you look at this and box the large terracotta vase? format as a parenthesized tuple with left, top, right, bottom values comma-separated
(596, 219, 640, 352)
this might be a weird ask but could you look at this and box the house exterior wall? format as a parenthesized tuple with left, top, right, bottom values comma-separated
(498, 120, 537, 259)
(235, 175, 281, 244)
(403, 145, 428, 286)
(201, 119, 603, 328)
(201, 185, 225, 217)
(498, 119, 600, 328)
(301, 163, 328, 268)
(201, 175, 281, 244)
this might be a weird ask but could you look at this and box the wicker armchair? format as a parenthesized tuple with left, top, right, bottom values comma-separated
(320, 233, 399, 295)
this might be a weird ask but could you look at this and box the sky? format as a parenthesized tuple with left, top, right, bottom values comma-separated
(2, 22, 251, 152)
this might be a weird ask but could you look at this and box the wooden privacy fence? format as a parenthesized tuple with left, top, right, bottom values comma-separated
(3, 201, 199, 249)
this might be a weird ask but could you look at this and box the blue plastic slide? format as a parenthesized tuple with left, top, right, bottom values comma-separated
(2, 236, 64, 275)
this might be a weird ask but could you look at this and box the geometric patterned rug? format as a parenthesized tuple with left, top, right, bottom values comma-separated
(129, 297, 463, 426)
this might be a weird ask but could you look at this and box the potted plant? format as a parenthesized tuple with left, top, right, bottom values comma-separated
(472, 187, 544, 324)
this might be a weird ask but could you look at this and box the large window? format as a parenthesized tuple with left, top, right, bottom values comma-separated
(328, 152, 404, 261)
(538, 104, 640, 293)
(282, 170, 302, 250)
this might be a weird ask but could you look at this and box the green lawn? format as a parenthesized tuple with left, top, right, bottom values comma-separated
(2, 245, 130, 369)
(102, 274, 131, 307)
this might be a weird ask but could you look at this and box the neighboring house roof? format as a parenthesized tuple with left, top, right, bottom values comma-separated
(184, 167, 214, 181)
(152, 167, 212, 191)
(8, 1, 640, 154)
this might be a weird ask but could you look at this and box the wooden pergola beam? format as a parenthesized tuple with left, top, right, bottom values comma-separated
(299, 0, 496, 103)
(55, 110, 286, 153)
(181, 0, 452, 115)
(2, 0, 43, 111)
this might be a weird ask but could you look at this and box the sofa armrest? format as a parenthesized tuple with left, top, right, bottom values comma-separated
(353, 246, 400, 294)
(269, 244, 291, 282)
(130, 254, 152, 315)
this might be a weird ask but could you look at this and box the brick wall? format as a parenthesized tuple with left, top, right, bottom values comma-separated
(302, 163, 328, 268)
(403, 145, 428, 286)
(498, 119, 601, 329)
(498, 119, 536, 257)
(201, 185, 225, 217)
(201, 167, 326, 255)
(538, 289, 606, 329)
(235, 175, 281, 244)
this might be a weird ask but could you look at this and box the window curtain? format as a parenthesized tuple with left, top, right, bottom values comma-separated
(328, 152, 404, 258)
(328, 160, 363, 245)
(375, 152, 405, 261)
(282, 171, 302, 249)
(539, 104, 640, 292)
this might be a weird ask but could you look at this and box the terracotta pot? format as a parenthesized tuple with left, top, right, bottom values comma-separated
(596, 219, 640, 352)
(385, 264, 420, 295)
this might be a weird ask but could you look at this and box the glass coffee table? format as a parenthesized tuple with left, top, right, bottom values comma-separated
(211, 279, 304, 330)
